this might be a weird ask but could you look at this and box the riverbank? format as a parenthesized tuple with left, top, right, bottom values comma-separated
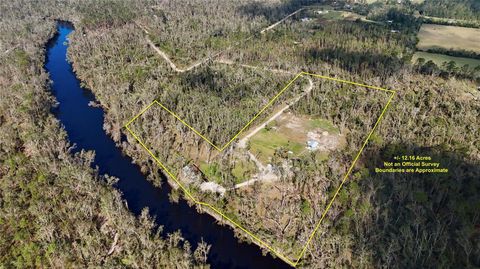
(61, 21, 292, 269)
(0, 11, 208, 267)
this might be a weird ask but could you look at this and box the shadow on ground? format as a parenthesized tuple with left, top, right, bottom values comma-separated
(238, 0, 324, 23)
(331, 144, 480, 268)
(304, 47, 406, 78)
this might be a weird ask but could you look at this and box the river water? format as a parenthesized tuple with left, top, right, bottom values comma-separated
(45, 22, 291, 269)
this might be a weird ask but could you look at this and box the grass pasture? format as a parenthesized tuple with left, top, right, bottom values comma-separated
(413, 51, 480, 69)
(417, 24, 480, 53)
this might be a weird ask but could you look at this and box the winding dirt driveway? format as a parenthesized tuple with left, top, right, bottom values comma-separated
(232, 76, 313, 190)
(237, 76, 313, 149)
(137, 7, 313, 190)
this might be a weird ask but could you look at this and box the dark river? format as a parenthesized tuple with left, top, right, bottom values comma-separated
(45, 22, 292, 269)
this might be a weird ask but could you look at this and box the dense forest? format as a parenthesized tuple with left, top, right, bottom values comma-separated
(66, 0, 479, 268)
(1, 0, 479, 268)
(418, 0, 480, 21)
(0, 1, 209, 268)
(223, 6, 419, 79)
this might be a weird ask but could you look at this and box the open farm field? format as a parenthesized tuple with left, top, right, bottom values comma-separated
(417, 24, 480, 53)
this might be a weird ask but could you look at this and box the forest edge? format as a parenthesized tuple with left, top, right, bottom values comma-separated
(124, 72, 396, 267)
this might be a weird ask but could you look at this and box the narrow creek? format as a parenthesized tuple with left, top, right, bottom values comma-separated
(45, 22, 292, 269)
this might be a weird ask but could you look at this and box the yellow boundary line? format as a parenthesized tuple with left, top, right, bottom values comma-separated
(124, 73, 395, 267)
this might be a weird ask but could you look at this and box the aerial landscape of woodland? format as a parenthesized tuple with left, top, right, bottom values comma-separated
(1, 0, 479, 268)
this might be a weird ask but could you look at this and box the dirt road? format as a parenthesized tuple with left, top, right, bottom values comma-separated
(138, 7, 305, 73)
(260, 8, 305, 34)
(237, 76, 313, 149)
(233, 76, 313, 190)
(146, 38, 225, 73)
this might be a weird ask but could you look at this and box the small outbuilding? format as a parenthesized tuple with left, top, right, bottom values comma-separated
(306, 140, 319, 151)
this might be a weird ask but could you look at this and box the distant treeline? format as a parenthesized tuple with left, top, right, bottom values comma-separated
(421, 17, 480, 29)
(422, 47, 480, 60)
(414, 58, 480, 83)
(418, 0, 480, 21)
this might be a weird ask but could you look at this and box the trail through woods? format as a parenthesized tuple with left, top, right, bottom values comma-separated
(137, 7, 305, 72)
(145, 38, 224, 73)
(216, 58, 295, 75)
(136, 8, 314, 190)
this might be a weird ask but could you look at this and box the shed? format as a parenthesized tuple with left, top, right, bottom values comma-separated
(306, 140, 319, 150)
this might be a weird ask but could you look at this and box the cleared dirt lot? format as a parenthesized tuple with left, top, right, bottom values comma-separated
(417, 24, 480, 53)
(249, 113, 344, 164)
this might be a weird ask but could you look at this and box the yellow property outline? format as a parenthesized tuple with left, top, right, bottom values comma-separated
(124, 72, 395, 267)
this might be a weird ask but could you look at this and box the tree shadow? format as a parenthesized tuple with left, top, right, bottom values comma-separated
(336, 144, 480, 268)
(304, 47, 406, 78)
(237, 0, 324, 23)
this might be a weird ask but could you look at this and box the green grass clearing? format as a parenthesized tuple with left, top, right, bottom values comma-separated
(307, 118, 340, 134)
(413, 51, 480, 69)
(199, 162, 222, 184)
(200, 158, 257, 184)
(250, 113, 341, 164)
(250, 128, 305, 164)
(231, 159, 258, 184)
